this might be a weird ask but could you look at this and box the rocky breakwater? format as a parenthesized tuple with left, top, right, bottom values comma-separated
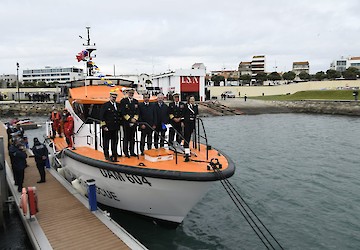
(0, 103, 64, 117)
(275, 100, 360, 116)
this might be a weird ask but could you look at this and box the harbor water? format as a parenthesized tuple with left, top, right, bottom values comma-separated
(2, 114, 360, 249)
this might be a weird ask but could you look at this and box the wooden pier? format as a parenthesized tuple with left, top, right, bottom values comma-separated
(0, 123, 146, 250)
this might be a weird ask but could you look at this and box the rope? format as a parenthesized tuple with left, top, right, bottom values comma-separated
(209, 160, 284, 250)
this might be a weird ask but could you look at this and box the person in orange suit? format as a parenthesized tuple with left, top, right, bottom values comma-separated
(62, 109, 75, 149)
(50, 108, 62, 138)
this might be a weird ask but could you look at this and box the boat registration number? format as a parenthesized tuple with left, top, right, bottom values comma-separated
(100, 169, 152, 187)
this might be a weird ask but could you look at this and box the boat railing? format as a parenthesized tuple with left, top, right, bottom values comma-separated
(195, 117, 210, 161)
(75, 117, 102, 150)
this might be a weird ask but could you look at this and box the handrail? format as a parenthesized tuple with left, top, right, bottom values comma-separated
(75, 117, 101, 135)
(196, 117, 209, 160)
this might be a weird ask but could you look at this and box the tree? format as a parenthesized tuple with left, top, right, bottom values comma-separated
(255, 72, 268, 84)
(315, 71, 326, 81)
(23, 81, 36, 87)
(326, 69, 341, 79)
(267, 71, 282, 81)
(299, 71, 310, 81)
(37, 81, 47, 87)
(239, 74, 251, 85)
(145, 79, 152, 85)
(342, 67, 359, 80)
(282, 71, 296, 81)
(211, 75, 225, 86)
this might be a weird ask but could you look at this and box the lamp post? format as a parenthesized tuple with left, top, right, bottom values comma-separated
(16, 62, 19, 103)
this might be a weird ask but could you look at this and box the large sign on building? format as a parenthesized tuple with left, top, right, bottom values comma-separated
(180, 76, 200, 92)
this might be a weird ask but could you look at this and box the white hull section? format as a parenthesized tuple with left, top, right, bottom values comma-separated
(61, 154, 212, 223)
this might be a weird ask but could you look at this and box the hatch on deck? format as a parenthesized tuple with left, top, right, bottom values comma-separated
(144, 148, 174, 162)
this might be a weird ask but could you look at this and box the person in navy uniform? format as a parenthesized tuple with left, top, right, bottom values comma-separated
(154, 93, 169, 149)
(31, 137, 48, 183)
(9, 138, 27, 192)
(138, 93, 157, 155)
(168, 93, 184, 146)
(120, 88, 139, 157)
(100, 90, 122, 162)
(183, 95, 199, 149)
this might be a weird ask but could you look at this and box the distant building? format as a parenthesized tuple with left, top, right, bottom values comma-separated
(348, 57, 360, 70)
(292, 61, 310, 75)
(330, 57, 347, 72)
(192, 63, 206, 70)
(210, 70, 239, 79)
(251, 55, 266, 78)
(117, 73, 152, 92)
(152, 67, 206, 101)
(238, 61, 252, 76)
(0, 74, 16, 87)
(330, 56, 360, 72)
(22, 66, 84, 83)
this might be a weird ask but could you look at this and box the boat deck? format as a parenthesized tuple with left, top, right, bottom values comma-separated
(1, 123, 144, 250)
(53, 137, 229, 173)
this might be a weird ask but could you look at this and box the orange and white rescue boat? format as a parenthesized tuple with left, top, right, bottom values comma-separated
(45, 85, 235, 225)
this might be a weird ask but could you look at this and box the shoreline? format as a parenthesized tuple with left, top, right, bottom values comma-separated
(199, 98, 360, 116)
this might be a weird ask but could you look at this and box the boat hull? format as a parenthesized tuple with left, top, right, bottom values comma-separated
(60, 153, 213, 224)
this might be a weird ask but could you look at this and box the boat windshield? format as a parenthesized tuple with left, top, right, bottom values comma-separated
(73, 102, 102, 123)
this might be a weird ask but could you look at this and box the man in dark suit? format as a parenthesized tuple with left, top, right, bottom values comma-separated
(120, 88, 139, 157)
(100, 91, 121, 162)
(168, 93, 184, 146)
(183, 95, 199, 149)
(9, 138, 27, 192)
(138, 93, 157, 155)
(154, 93, 169, 148)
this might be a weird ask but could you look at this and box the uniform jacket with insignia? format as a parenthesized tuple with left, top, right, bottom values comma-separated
(100, 101, 122, 130)
(120, 97, 139, 126)
(168, 101, 184, 125)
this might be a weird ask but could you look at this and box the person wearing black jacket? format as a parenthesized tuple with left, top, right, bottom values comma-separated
(183, 95, 199, 149)
(120, 88, 139, 157)
(168, 93, 184, 146)
(138, 93, 157, 155)
(154, 93, 169, 148)
(100, 91, 122, 162)
(31, 137, 48, 183)
(9, 139, 27, 192)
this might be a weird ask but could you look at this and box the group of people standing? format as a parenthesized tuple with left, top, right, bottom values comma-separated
(7, 125, 48, 192)
(50, 108, 75, 149)
(100, 89, 199, 162)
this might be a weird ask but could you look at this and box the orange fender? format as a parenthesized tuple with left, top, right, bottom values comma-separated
(27, 187, 39, 216)
(19, 188, 28, 216)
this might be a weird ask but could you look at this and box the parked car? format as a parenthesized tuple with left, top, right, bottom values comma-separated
(222, 91, 236, 98)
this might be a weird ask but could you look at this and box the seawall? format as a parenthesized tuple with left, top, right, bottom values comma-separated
(275, 100, 360, 116)
(0, 102, 64, 117)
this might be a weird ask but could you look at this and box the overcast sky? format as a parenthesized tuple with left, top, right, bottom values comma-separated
(1, 0, 359, 76)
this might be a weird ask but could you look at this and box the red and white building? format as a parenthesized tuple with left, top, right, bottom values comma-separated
(151, 67, 206, 101)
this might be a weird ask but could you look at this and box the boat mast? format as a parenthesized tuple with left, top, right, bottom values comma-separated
(83, 26, 96, 77)
(81, 27, 96, 97)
